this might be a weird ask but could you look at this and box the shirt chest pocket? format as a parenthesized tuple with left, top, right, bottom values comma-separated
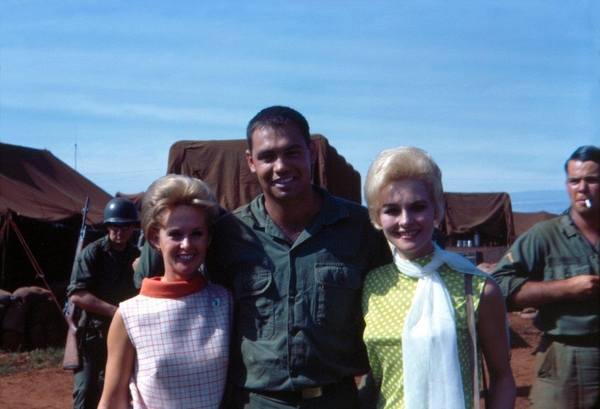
(546, 256, 590, 280)
(314, 263, 362, 333)
(234, 270, 274, 341)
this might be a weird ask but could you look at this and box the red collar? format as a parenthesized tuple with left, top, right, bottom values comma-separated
(139, 275, 207, 298)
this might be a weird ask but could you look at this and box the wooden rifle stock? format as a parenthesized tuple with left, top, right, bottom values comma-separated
(62, 301, 80, 370)
(62, 197, 90, 370)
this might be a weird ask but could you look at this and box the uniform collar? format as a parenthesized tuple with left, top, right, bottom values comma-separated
(99, 235, 113, 251)
(562, 213, 581, 238)
(240, 186, 350, 237)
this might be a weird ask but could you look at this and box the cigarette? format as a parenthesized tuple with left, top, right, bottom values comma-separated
(585, 199, 592, 208)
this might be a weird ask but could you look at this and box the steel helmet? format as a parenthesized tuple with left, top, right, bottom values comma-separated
(103, 197, 139, 224)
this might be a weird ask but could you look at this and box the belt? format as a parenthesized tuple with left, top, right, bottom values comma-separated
(250, 376, 354, 400)
(544, 333, 600, 348)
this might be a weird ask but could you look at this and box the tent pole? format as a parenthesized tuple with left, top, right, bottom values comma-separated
(0, 214, 11, 289)
(8, 216, 65, 320)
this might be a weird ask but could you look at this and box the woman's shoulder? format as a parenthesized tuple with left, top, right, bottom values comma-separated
(364, 262, 416, 294)
(365, 262, 396, 279)
(118, 294, 146, 317)
(204, 281, 229, 292)
(205, 282, 233, 301)
(438, 248, 490, 278)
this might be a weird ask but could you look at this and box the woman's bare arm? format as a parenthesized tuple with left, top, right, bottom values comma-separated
(98, 309, 135, 409)
(477, 278, 516, 409)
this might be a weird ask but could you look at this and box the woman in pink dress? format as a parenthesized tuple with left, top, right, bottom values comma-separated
(99, 174, 232, 409)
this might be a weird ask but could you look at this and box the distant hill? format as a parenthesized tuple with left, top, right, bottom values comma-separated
(509, 190, 569, 214)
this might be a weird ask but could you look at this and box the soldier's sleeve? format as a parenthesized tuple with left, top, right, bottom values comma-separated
(204, 214, 234, 288)
(67, 244, 96, 297)
(133, 241, 164, 289)
(491, 229, 545, 305)
(364, 221, 393, 277)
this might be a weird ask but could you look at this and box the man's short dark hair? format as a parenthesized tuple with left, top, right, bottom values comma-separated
(565, 145, 600, 172)
(246, 106, 311, 152)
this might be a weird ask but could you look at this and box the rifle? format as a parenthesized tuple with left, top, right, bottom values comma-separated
(62, 197, 90, 370)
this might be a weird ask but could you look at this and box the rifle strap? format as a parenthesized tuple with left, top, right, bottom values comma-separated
(465, 273, 482, 409)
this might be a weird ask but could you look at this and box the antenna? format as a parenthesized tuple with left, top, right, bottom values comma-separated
(74, 143, 77, 170)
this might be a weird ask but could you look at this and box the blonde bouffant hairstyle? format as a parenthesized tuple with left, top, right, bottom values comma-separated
(364, 146, 444, 229)
(141, 174, 220, 248)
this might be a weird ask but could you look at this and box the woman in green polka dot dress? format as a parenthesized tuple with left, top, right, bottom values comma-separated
(361, 147, 516, 409)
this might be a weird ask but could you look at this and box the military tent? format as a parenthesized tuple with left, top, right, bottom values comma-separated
(442, 192, 515, 247)
(166, 134, 361, 210)
(513, 211, 560, 238)
(439, 192, 516, 264)
(116, 191, 144, 211)
(0, 142, 112, 293)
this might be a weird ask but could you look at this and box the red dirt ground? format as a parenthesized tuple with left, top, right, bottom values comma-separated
(506, 311, 541, 409)
(0, 312, 540, 409)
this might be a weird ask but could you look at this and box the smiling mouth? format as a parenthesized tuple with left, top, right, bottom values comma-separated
(397, 230, 419, 238)
(274, 177, 294, 186)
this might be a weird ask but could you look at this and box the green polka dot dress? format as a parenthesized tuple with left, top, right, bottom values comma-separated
(362, 253, 487, 409)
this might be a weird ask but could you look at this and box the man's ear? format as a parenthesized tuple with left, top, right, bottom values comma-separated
(246, 150, 256, 173)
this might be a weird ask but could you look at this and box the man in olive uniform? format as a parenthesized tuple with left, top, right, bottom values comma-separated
(492, 145, 600, 409)
(67, 197, 141, 409)
(206, 106, 392, 409)
(132, 107, 392, 408)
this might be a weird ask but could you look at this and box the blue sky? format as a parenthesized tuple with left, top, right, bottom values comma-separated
(1, 1, 598, 213)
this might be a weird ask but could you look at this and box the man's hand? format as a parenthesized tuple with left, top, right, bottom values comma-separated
(564, 274, 600, 299)
(132, 257, 140, 271)
(510, 274, 600, 310)
(71, 291, 118, 317)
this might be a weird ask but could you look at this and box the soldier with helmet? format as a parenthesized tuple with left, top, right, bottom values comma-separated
(67, 197, 141, 409)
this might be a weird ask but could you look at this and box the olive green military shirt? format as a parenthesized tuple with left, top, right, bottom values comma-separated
(67, 235, 140, 330)
(206, 187, 393, 392)
(492, 214, 599, 336)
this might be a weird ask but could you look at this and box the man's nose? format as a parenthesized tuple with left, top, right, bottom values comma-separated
(577, 180, 589, 191)
(273, 156, 288, 172)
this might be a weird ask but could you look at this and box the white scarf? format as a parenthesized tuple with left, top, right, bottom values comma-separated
(395, 244, 466, 409)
